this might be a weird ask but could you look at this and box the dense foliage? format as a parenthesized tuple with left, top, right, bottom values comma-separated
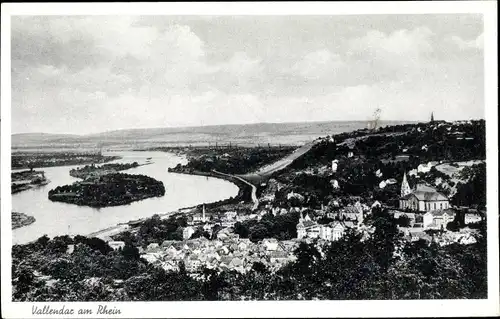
(234, 211, 301, 242)
(113, 214, 188, 248)
(170, 146, 295, 175)
(69, 162, 139, 179)
(291, 120, 485, 172)
(452, 163, 486, 209)
(12, 152, 120, 169)
(271, 121, 485, 208)
(48, 173, 165, 207)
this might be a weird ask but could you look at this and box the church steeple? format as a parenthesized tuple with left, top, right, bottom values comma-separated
(430, 112, 435, 123)
(401, 171, 411, 197)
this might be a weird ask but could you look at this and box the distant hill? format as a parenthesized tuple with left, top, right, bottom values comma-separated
(12, 133, 83, 145)
(12, 120, 415, 151)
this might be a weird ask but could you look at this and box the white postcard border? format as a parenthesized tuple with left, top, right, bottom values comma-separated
(1, 1, 498, 318)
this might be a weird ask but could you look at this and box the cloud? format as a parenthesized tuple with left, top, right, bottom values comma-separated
(348, 27, 435, 63)
(291, 49, 345, 80)
(450, 32, 484, 50)
(201, 52, 264, 93)
(10, 16, 484, 134)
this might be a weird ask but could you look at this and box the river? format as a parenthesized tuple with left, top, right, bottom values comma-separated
(12, 151, 239, 245)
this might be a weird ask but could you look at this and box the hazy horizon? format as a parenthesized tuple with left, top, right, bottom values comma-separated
(12, 15, 484, 134)
(12, 119, 425, 136)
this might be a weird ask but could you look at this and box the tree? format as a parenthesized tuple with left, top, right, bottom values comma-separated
(396, 215, 411, 228)
(446, 221, 459, 232)
(367, 207, 401, 272)
(46, 237, 69, 254)
(251, 261, 268, 274)
(121, 243, 140, 260)
(191, 227, 210, 240)
(36, 235, 50, 249)
(293, 242, 321, 276)
(233, 222, 250, 238)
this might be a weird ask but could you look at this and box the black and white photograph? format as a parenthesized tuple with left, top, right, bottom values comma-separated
(1, 2, 498, 318)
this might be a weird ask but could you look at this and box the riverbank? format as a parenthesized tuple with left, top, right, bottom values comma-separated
(48, 173, 166, 208)
(12, 212, 36, 229)
(69, 162, 143, 179)
(11, 170, 50, 194)
(168, 168, 253, 207)
(85, 170, 253, 240)
(12, 152, 121, 170)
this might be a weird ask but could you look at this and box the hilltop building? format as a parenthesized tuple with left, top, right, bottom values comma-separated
(399, 179, 449, 212)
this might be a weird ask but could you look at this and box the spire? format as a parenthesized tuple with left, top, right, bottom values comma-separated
(401, 171, 411, 197)
(430, 112, 435, 123)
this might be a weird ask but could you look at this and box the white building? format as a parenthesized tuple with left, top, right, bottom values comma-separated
(321, 222, 346, 241)
(183, 226, 196, 240)
(287, 191, 305, 202)
(423, 209, 456, 229)
(192, 204, 208, 223)
(108, 241, 125, 251)
(371, 201, 381, 209)
(400, 182, 449, 212)
(297, 213, 349, 242)
(417, 161, 439, 174)
(331, 179, 340, 189)
(464, 213, 482, 224)
(331, 160, 338, 173)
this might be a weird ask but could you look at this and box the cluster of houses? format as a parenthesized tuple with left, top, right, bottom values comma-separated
(137, 235, 298, 274)
(392, 171, 483, 244)
(101, 159, 482, 277)
(292, 169, 482, 246)
(296, 201, 376, 242)
(399, 226, 478, 246)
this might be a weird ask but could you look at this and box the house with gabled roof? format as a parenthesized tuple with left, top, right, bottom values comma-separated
(423, 208, 456, 229)
(400, 181, 450, 212)
(296, 212, 321, 239)
(465, 213, 482, 224)
(262, 238, 280, 251)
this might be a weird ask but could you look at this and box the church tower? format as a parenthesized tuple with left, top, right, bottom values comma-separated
(401, 172, 411, 197)
(430, 112, 435, 123)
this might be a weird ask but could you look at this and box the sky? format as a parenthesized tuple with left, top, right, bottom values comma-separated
(11, 15, 484, 134)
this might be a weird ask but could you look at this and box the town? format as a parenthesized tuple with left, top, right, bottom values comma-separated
(91, 119, 486, 275)
(11, 119, 488, 301)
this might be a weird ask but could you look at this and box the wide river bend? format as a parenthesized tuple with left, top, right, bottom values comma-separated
(12, 151, 239, 245)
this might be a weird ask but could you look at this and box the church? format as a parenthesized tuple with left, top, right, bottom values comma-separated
(399, 172, 450, 212)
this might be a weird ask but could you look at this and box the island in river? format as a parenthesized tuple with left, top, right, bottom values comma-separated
(11, 212, 36, 229)
(48, 172, 166, 208)
(69, 162, 140, 179)
(11, 170, 49, 194)
(12, 151, 121, 169)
